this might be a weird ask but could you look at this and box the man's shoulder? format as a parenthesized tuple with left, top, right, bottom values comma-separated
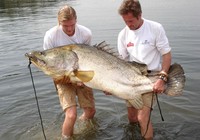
(76, 24, 91, 33)
(46, 26, 60, 34)
(76, 24, 92, 37)
(144, 19, 162, 28)
(118, 26, 128, 37)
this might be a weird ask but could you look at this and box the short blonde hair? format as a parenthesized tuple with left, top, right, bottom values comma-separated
(57, 5, 77, 25)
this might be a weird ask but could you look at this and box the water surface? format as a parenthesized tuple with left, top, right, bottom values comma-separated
(0, 0, 200, 139)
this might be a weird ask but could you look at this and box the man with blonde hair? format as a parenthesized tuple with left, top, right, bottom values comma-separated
(43, 5, 96, 139)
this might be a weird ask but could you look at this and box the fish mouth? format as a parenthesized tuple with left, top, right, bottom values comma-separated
(25, 52, 36, 62)
(25, 53, 46, 66)
(25, 53, 32, 59)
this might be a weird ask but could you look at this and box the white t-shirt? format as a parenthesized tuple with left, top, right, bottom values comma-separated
(43, 24, 92, 50)
(118, 18, 171, 71)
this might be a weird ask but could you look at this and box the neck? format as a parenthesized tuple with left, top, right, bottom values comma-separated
(136, 18, 143, 30)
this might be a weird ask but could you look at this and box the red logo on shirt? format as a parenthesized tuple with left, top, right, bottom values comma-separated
(127, 42, 134, 47)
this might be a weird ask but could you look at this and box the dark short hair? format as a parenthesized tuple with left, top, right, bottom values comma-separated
(118, 0, 142, 17)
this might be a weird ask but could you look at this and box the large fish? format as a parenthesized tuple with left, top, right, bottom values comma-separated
(25, 42, 185, 109)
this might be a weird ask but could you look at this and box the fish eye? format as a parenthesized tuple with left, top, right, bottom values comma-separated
(39, 51, 45, 55)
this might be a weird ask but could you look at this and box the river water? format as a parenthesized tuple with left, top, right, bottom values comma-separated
(0, 0, 200, 140)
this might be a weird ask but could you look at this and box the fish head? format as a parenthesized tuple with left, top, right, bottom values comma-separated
(25, 48, 79, 78)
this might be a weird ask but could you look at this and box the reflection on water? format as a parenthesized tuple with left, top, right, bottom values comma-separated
(0, 0, 61, 18)
(0, 0, 200, 140)
(0, 0, 59, 8)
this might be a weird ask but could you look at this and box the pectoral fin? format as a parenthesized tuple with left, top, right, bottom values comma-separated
(74, 70, 94, 82)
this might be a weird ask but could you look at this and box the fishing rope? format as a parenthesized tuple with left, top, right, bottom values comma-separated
(141, 93, 164, 139)
(155, 93, 164, 121)
(28, 60, 47, 140)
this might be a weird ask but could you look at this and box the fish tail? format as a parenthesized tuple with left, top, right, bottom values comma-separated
(165, 63, 186, 96)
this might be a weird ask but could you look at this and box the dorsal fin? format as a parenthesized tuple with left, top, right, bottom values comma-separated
(94, 41, 122, 58)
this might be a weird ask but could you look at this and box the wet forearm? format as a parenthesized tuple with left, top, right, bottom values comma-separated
(161, 52, 171, 73)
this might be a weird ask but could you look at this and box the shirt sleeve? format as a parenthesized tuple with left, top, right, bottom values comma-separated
(156, 25, 171, 55)
(84, 31, 92, 45)
(117, 31, 129, 61)
(77, 24, 92, 45)
(83, 28, 92, 45)
(43, 31, 54, 50)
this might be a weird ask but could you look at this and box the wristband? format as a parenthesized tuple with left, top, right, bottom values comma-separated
(158, 75, 167, 82)
(159, 71, 168, 77)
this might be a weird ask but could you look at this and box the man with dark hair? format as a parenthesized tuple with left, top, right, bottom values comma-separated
(118, 0, 171, 139)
